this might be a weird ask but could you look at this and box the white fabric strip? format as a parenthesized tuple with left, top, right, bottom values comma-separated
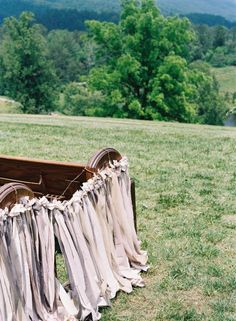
(0, 157, 148, 321)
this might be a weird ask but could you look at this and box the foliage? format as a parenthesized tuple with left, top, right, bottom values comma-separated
(157, 0, 236, 22)
(149, 55, 196, 122)
(185, 13, 236, 28)
(87, 0, 197, 122)
(47, 30, 95, 83)
(190, 62, 228, 125)
(86, 0, 227, 124)
(0, 2, 232, 124)
(1, 1, 235, 33)
(13, 0, 236, 22)
(0, 12, 58, 113)
(27, 0, 121, 13)
(60, 82, 106, 116)
(35, 9, 119, 31)
(191, 25, 236, 67)
(0, 0, 119, 31)
(207, 48, 236, 67)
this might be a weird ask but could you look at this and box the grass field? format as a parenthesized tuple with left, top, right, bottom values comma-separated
(1, 114, 236, 321)
(0, 96, 21, 114)
(212, 66, 236, 95)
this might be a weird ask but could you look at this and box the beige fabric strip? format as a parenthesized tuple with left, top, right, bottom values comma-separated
(0, 157, 148, 321)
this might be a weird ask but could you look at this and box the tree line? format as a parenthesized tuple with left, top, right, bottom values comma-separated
(0, 0, 119, 31)
(192, 24, 236, 67)
(0, 0, 234, 125)
(1, 1, 236, 32)
(185, 13, 236, 28)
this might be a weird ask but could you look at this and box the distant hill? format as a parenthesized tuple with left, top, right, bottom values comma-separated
(27, 0, 236, 21)
(26, 0, 120, 12)
(184, 13, 236, 28)
(158, 0, 236, 22)
(0, 0, 235, 31)
(0, 0, 119, 30)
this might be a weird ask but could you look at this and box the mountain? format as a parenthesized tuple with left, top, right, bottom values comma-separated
(26, 0, 120, 12)
(0, 0, 235, 31)
(183, 13, 236, 28)
(26, 0, 236, 21)
(0, 0, 119, 30)
(157, 0, 236, 22)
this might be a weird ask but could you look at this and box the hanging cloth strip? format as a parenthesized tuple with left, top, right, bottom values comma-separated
(0, 157, 148, 321)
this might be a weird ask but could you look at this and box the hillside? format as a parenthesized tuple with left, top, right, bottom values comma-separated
(28, 0, 119, 12)
(1, 0, 236, 21)
(0, 0, 119, 30)
(158, 0, 236, 21)
(27, 0, 236, 21)
(212, 66, 236, 95)
(1, 114, 236, 320)
(0, 0, 235, 30)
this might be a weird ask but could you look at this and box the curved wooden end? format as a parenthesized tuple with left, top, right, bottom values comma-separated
(86, 147, 122, 179)
(0, 183, 34, 210)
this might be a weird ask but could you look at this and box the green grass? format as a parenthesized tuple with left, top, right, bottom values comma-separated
(1, 114, 236, 320)
(212, 66, 236, 95)
(0, 97, 21, 114)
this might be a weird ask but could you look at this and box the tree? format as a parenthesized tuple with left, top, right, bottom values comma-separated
(191, 24, 213, 59)
(150, 55, 196, 122)
(60, 82, 106, 116)
(87, 0, 197, 121)
(213, 25, 228, 48)
(192, 24, 236, 68)
(189, 61, 228, 125)
(47, 30, 95, 83)
(0, 12, 58, 113)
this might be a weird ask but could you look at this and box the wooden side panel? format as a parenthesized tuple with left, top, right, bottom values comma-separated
(0, 156, 87, 199)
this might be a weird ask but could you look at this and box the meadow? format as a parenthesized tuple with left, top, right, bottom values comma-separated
(0, 96, 21, 114)
(212, 66, 236, 95)
(1, 114, 236, 321)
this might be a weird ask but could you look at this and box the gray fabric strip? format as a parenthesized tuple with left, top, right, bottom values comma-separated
(0, 157, 148, 321)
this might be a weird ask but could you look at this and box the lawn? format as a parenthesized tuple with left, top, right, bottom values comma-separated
(212, 66, 236, 95)
(1, 114, 236, 321)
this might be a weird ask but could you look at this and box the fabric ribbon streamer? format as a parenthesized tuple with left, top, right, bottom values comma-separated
(0, 157, 148, 321)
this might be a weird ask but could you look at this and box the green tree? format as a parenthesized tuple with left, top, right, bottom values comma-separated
(190, 24, 213, 60)
(61, 82, 106, 116)
(150, 55, 196, 122)
(87, 0, 197, 121)
(189, 61, 228, 125)
(47, 30, 95, 83)
(213, 25, 228, 48)
(192, 24, 236, 68)
(0, 12, 58, 113)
